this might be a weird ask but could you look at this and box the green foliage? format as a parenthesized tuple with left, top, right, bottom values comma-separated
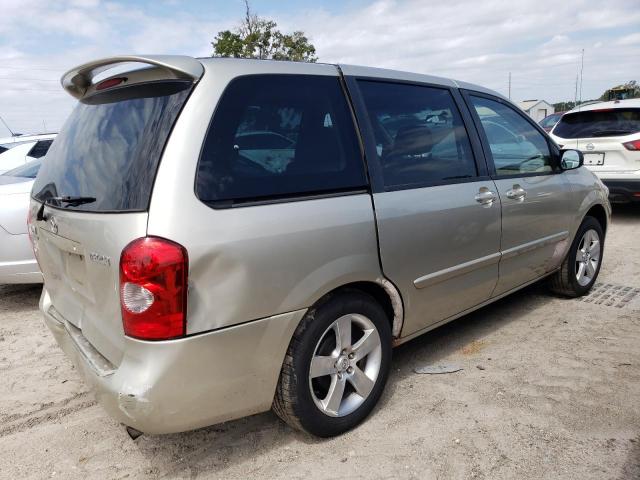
(213, 30, 244, 58)
(212, 1, 317, 62)
(553, 101, 578, 112)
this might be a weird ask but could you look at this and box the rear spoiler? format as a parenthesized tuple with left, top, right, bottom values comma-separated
(61, 55, 205, 99)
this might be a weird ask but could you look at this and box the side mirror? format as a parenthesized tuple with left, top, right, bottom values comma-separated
(560, 149, 583, 170)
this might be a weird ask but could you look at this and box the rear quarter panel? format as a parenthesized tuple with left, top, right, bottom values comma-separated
(147, 60, 383, 334)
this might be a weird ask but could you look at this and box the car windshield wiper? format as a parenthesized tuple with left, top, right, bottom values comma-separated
(36, 195, 97, 220)
(36, 195, 96, 222)
(50, 195, 97, 207)
(589, 129, 635, 137)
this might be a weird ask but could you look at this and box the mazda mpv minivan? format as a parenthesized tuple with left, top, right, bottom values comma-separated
(30, 55, 610, 438)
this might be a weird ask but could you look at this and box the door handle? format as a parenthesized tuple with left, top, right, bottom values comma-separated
(506, 184, 526, 201)
(475, 188, 496, 206)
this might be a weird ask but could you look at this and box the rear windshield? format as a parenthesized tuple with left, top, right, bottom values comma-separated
(32, 81, 191, 211)
(553, 108, 640, 139)
(3, 158, 42, 178)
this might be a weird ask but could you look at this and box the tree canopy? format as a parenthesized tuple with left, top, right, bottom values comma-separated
(212, 1, 317, 62)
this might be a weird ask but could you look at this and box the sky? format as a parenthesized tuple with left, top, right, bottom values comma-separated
(1, 0, 639, 135)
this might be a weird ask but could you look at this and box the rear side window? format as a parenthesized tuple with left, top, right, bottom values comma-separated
(553, 108, 640, 139)
(357, 81, 477, 190)
(196, 75, 366, 206)
(27, 139, 53, 159)
(32, 81, 192, 211)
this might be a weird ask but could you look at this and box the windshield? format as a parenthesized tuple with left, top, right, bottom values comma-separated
(32, 81, 192, 211)
(553, 108, 640, 139)
(2, 158, 42, 178)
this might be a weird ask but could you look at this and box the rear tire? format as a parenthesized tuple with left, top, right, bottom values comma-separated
(549, 216, 604, 297)
(273, 291, 392, 437)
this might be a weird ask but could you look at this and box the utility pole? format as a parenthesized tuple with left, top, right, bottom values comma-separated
(508, 72, 511, 100)
(578, 48, 585, 108)
(574, 74, 578, 106)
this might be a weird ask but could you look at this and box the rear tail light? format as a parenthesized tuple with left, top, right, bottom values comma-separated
(622, 139, 640, 151)
(26, 208, 39, 260)
(119, 237, 188, 340)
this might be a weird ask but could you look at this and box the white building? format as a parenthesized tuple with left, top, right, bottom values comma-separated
(518, 100, 554, 122)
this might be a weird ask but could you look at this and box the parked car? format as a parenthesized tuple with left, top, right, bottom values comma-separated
(539, 111, 564, 132)
(0, 159, 43, 283)
(0, 133, 56, 174)
(31, 55, 610, 438)
(234, 130, 295, 173)
(549, 99, 640, 203)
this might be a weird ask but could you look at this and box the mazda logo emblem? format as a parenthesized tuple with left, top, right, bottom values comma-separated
(586, 143, 595, 151)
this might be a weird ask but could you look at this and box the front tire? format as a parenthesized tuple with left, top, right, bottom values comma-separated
(549, 216, 604, 297)
(273, 291, 392, 437)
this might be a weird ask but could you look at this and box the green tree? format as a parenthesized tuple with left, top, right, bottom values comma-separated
(212, 0, 317, 62)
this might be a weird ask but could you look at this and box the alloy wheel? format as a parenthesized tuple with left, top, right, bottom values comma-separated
(575, 228, 601, 287)
(308, 313, 382, 417)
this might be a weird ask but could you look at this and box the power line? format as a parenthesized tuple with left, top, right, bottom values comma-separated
(579, 48, 585, 106)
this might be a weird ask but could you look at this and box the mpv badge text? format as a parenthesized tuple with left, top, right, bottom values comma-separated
(89, 252, 112, 267)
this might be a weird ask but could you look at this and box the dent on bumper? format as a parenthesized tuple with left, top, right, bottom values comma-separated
(41, 290, 306, 434)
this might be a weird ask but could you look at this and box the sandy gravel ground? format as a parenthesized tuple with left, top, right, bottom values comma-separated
(1, 206, 639, 480)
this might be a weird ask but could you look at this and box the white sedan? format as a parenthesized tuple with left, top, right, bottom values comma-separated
(0, 133, 56, 174)
(0, 160, 42, 283)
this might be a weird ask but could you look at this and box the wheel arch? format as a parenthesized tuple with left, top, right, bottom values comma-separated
(311, 279, 404, 339)
(585, 203, 608, 235)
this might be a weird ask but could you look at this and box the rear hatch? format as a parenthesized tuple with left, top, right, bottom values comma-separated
(30, 56, 203, 366)
(552, 107, 640, 173)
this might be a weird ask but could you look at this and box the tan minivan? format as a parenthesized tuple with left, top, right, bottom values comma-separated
(30, 55, 610, 437)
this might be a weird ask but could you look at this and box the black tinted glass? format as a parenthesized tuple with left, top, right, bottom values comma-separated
(357, 81, 477, 189)
(553, 108, 640, 138)
(28, 139, 53, 159)
(196, 75, 366, 206)
(470, 96, 552, 176)
(32, 81, 191, 211)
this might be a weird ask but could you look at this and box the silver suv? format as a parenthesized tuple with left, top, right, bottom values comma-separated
(30, 55, 610, 438)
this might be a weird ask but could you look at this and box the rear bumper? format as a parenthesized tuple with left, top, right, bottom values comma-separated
(41, 289, 305, 434)
(0, 228, 42, 284)
(601, 179, 640, 203)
